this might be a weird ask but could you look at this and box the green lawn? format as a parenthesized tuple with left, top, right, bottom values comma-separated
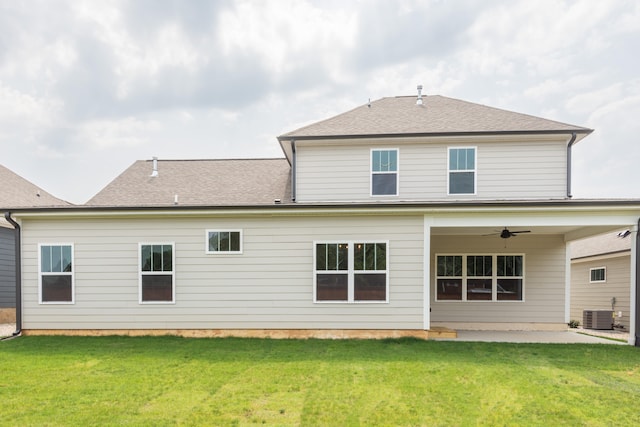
(1, 336, 639, 426)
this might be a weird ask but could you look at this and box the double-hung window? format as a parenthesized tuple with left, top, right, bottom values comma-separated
(315, 241, 389, 303)
(206, 230, 242, 254)
(448, 147, 476, 195)
(140, 243, 175, 303)
(39, 244, 74, 304)
(589, 267, 606, 283)
(371, 149, 398, 196)
(436, 254, 524, 301)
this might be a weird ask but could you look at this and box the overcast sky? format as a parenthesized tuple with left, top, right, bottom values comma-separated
(1, 0, 639, 204)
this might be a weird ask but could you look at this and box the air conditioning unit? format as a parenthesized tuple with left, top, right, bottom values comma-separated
(583, 310, 613, 330)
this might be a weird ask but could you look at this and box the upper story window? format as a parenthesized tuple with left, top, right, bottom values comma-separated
(140, 243, 175, 304)
(590, 267, 606, 283)
(206, 230, 242, 254)
(371, 149, 398, 196)
(39, 244, 74, 304)
(448, 147, 476, 195)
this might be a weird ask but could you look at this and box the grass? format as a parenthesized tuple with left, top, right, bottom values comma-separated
(1, 336, 639, 426)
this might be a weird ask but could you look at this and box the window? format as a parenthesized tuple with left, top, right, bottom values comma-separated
(590, 267, 606, 283)
(206, 230, 242, 254)
(436, 254, 524, 302)
(140, 243, 175, 303)
(314, 241, 388, 303)
(371, 149, 398, 196)
(448, 147, 476, 195)
(39, 244, 74, 304)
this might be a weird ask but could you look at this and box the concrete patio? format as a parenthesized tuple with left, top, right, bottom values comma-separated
(436, 328, 630, 345)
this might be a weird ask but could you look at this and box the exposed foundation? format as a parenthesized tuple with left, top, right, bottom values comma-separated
(21, 327, 457, 340)
(0, 308, 16, 324)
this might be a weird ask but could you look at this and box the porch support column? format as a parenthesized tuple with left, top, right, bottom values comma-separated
(423, 217, 433, 330)
(630, 224, 637, 346)
(565, 241, 571, 324)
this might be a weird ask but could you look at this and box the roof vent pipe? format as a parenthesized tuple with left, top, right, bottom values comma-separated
(151, 157, 158, 177)
(416, 85, 424, 105)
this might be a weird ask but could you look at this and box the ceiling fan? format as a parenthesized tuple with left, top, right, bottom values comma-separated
(487, 227, 531, 239)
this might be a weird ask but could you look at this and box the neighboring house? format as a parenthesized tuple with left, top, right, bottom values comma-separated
(5, 93, 640, 344)
(0, 164, 70, 323)
(570, 230, 632, 329)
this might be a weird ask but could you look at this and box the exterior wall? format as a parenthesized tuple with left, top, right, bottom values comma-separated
(570, 254, 630, 329)
(20, 215, 425, 330)
(0, 226, 16, 308)
(295, 138, 567, 202)
(430, 234, 566, 327)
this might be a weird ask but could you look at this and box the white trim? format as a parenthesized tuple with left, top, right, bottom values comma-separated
(139, 242, 176, 304)
(629, 226, 637, 345)
(565, 242, 571, 324)
(313, 240, 390, 304)
(370, 148, 399, 197)
(423, 217, 432, 330)
(447, 146, 477, 196)
(589, 266, 607, 283)
(38, 243, 75, 305)
(434, 253, 525, 302)
(205, 229, 243, 254)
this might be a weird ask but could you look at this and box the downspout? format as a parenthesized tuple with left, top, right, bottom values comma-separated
(4, 212, 21, 337)
(291, 140, 297, 202)
(566, 132, 577, 198)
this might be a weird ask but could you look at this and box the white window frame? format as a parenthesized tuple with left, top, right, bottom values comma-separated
(435, 253, 525, 302)
(447, 146, 477, 195)
(38, 243, 75, 305)
(205, 230, 243, 254)
(139, 242, 176, 304)
(313, 240, 390, 304)
(589, 266, 606, 283)
(370, 148, 399, 197)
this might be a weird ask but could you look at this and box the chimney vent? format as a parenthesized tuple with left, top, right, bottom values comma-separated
(150, 157, 158, 177)
(416, 85, 423, 105)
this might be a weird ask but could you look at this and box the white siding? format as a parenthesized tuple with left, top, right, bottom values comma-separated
(21, 215, 425, 330)
(570, 255, 631, 329)
(295, 138, 567, 202)
(430, 234, 566, 324)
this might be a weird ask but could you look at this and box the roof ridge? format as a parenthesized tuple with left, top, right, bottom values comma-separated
(140, 157, 287, 162)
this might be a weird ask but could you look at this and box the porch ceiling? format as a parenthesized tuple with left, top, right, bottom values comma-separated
(430, 225, 625, 241)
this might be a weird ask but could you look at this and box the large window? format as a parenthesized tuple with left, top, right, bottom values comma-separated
(39, 244, 74, 304)
(206, 230, 242, 254)
(140, 243, 175, 303)
(448, 147, 476, 195)
(371, 149, 398, 196)
(314, 241, 388, 303)
(436, 254, 524, 302)
(589, 267, 606, 283)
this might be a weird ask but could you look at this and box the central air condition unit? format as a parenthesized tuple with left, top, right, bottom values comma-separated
(582, 310, 613, 330)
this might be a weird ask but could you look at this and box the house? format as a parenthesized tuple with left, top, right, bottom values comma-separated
(0, 164, 70, 324)
(570, 230, 632, 329)
(5, 92, 640, 344)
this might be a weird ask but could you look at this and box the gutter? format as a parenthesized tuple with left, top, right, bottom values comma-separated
(566, 132, 577, 198)
(3, 212, 21, 338)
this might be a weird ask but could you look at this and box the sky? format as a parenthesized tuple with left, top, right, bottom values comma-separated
(0, 0, 639, 205)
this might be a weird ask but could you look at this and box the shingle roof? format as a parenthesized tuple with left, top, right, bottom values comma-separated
(0, 164, 70, 209)
(571, 230, 632, 259)
(279, 95, 593, 140)
(86, 158, 291, 207)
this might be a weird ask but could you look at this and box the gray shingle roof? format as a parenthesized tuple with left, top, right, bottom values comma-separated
(571, 230, 632, 259)
(279, 95, 592, 140)
(0, 164, 70, 209)
(86, 158, 291, 207)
